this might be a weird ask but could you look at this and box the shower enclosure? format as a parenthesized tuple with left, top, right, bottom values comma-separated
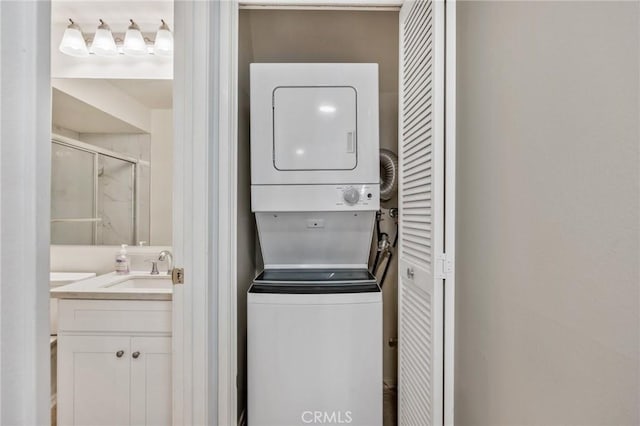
(51, 136, 150, 245)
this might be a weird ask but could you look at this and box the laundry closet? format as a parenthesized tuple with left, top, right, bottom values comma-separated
(234, 3, 454, 425)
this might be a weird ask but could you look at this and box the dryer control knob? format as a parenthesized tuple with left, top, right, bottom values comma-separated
(343, 187, 360, 205)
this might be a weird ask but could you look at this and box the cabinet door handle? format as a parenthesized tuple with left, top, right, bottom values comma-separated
(116, 350, 125, 358)
(132, 351, 141, 359)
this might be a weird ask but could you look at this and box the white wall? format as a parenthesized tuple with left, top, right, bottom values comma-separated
(52, 78, 151, 132)
(455, 1, 640, 424)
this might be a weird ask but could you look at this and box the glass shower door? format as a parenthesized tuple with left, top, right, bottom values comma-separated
(51, 142, 97, 244)
(51, 140, 138, 245)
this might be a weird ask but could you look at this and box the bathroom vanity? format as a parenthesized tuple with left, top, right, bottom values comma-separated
(51, 273, 172, 426)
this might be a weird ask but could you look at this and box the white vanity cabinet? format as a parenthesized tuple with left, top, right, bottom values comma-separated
(58, 335, 132, 426)
(130, 336, 172, 425)
(56, 299, 172, 426)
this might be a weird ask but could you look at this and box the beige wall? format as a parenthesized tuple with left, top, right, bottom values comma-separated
(237, 12, 257, 418)
(456, 1, 640, 424)
(150, 109, 174, 246)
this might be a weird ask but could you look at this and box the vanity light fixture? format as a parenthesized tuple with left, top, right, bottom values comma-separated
(59, 18, 173, 58)
(123, 19, 147, 56)
(90, 19, 118, 56)
(153, 20, 173, 57)
(58, 19, 89, 57)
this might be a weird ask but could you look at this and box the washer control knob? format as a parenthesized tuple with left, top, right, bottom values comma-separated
(343, 187, 360, 205)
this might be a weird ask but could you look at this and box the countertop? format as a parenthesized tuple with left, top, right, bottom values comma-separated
(50, 272, 172, 301)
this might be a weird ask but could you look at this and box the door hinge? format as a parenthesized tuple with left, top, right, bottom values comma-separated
(436, 253, 454, 280)
(171, 267, 184, 285)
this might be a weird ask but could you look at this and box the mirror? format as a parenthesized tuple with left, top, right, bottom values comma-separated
(51, 78, 173, 246)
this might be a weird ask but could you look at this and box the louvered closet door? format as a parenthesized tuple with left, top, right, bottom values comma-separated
(398, 0, 446, 425)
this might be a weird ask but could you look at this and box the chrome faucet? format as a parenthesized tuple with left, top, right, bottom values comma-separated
(158, 250, 173, 275)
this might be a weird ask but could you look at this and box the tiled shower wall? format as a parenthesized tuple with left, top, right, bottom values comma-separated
(77, 133, 150, 246)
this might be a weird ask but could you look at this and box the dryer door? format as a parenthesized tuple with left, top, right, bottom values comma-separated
(273, 86, 357, 171)
(250, 63, 379, 185)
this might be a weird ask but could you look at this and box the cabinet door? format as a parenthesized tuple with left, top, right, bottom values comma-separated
(130, 336, 172, 426)
(57, 335, 131, 426)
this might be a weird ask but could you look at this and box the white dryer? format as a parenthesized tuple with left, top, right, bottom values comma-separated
(248, 63, 382, 426)
(250, 63, 379, 186)
(251, 63, 380, 269)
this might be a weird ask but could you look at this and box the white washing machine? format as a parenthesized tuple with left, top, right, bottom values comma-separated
(248, 63, 382, 426)
(248, 270, 381, 426)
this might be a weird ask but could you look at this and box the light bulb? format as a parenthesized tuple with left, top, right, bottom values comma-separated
(90, 19, 117, 57)
(153, 20, 173, 57)
(59, 19, 89, 57)
(123, 19, 147, 56)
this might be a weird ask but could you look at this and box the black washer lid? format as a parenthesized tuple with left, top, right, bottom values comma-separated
(255, 268, 375, 284)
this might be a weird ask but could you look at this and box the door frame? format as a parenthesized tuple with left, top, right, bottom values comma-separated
(0, 1, 52, 424)
(214, 2, 240, 425)
(172, 1, 232, 424)
(444, 2, 456, 424)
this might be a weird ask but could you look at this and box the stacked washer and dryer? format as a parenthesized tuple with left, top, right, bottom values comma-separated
(248, 63, 382, 426)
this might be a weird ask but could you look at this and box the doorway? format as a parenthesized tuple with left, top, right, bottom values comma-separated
(48, 2, 175, 424)
(235, 7, 400, 426)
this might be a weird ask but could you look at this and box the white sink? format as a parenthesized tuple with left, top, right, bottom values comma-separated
(106, 275, 172, 290)
(51, 272, 173, 302)
(50, 272, 97, 287)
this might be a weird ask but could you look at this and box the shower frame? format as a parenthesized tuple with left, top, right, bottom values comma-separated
(51, 133, 143, 245)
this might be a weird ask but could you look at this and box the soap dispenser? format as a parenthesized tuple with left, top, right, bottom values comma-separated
(115, 244, 129, 275)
